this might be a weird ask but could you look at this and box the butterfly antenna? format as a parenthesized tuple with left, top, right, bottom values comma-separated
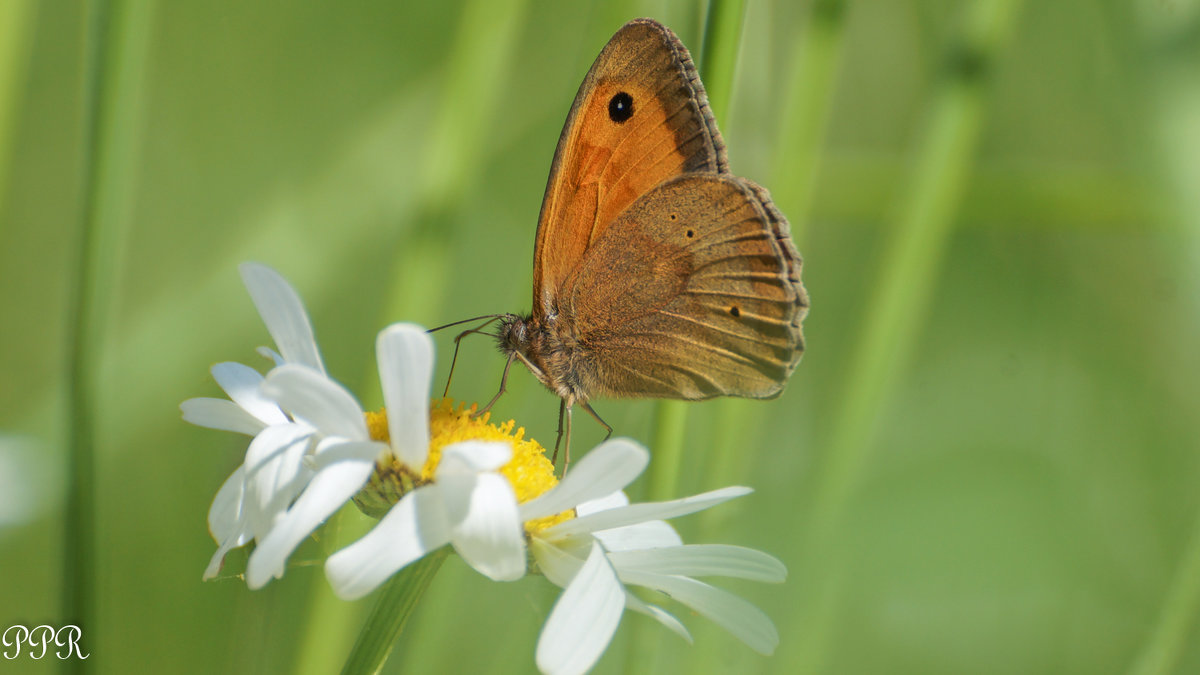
(427, 314, 504, 334)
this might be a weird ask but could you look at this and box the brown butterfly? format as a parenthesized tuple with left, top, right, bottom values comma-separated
(469, 18, 807, 463)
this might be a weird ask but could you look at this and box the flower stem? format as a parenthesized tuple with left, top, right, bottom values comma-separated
(296, 509, 373, 675)
(794, 1, 1023, 672)
(338, 547, 450, 675)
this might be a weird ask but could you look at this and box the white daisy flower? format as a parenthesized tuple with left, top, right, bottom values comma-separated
(181, 263, 327, 579)
(324, 320, 559, 597)
(243, 323, 444, 589)
(250, 321, 535, 592)
(519, 440, 786, 675)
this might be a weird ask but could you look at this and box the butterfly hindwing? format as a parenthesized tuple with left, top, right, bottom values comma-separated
(562, 174, 807, 400)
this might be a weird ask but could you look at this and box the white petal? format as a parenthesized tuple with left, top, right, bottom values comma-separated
(439, 441, 512, 474)
(542, 486, 752, 540)
(312, 438, 386, 470)
(594, 520, 682, 552)
(244, 426, 315, 538)
(609, 545, 786, 582)
(446, 474, 525, 581)
(529, 537, 587, 589)
(536, 542, 626, 675)
(520, 439, 648, 522)
(257, 346, 284, 366)
(624, 595, 691, 643)
(208, 466, 247, 543)
(210, 362, 287, 425)
(245, 458, 374, 588)
(575, 492, 682, 551)
(262, 365, 367, 440)
(181, 397, 264, 435)
(243, 423, 313, 473)
(620, 571, 779, 655)
(206, 472, 252, 580)
(239, 262, 324, 373)
(376, 324, 433, 469)
(575, 490, 629, 516)
(325, 486, 451, 600)
(204, 533, 244, 580)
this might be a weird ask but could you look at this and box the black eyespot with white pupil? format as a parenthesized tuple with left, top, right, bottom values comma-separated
(608, 92, 633, 123)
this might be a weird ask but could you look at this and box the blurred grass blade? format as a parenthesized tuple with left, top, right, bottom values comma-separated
(699, 0, 747, 125)
(1127, 513, 1200, 675)
(0, 0, 36, 222)
(1127, 11, 1200, 673)
(770, 0, 848, 245)
(64, 0, 152, 665)
(700, 0, 849, 511)
(375, 0, 530, 395)
(794, 0, 1024, 672)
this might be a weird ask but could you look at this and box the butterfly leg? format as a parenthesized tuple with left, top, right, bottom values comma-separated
(551, 398, 575, 473)
(474, 351, 516, 418)
(579, 401, 612, 441)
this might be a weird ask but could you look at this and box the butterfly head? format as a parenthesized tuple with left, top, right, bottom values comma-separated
(496, 313, 530, 354)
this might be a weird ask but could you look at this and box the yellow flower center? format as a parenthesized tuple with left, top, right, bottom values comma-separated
(355, 398, 572, 533)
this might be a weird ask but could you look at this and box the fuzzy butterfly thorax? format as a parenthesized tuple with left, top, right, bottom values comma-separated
(498, 311, 595, 406)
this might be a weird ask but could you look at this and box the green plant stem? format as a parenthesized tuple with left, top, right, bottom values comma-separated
(771, 0, 848, 246)
(339, 547, 450, 675)
(794, 1, 1024, 672)
(644, 401, 688, 501)
(64, 2, 150, 669)
(63, 1, 109, 642)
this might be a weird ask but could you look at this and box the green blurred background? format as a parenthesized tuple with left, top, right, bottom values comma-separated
(3, 0, 1200, 673)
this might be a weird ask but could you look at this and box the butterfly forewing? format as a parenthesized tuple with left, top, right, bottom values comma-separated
(564, 174, 806, 400)
(532, 19, 728, 318)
